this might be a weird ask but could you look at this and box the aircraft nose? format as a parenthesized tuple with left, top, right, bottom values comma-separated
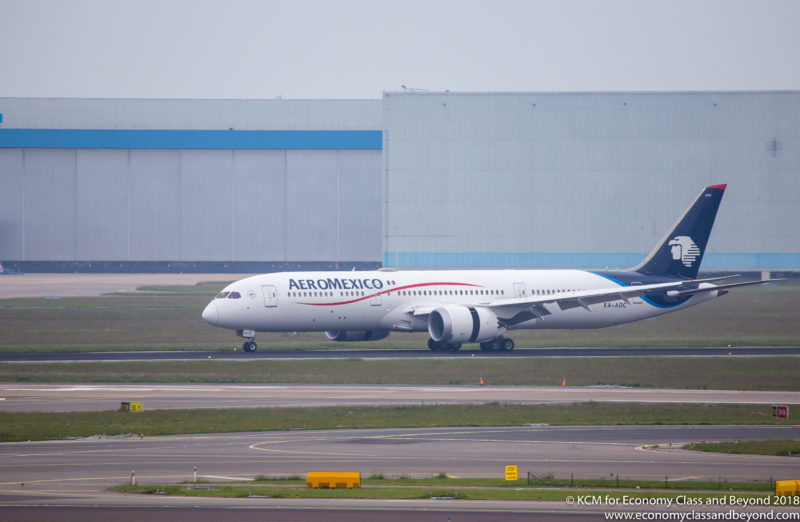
(202, 301, 219, 325)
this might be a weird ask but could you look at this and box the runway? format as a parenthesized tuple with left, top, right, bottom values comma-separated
(0, 273, 244, 299)
(2, 425, 799, 521)
(2, 383, 800, 412)
(2, 345, 800, 363)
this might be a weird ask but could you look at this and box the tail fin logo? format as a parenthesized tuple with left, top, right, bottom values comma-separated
(668, 236, 701, 267)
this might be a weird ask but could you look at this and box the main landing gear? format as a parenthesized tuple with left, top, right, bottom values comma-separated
(427, 339, 462, 352)
(479, 337, 515, 352)
(427, 337, 515, 352)
(242, 340, 258, 352)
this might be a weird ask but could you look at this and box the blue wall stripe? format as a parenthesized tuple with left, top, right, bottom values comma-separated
(0, 129, 382, 150)
(383, 252, 800, 270)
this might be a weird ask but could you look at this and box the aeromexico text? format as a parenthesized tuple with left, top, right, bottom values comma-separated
(288, 278, 386, 291)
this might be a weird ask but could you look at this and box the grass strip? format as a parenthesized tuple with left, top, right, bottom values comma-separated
(112, 483, 770, 502)
(685, 440, 800, 456)
(2, 357, 800, 390)
(359, 476, 773, 491)
(243, 475, 773, 492)
(0, 403, 793, 442)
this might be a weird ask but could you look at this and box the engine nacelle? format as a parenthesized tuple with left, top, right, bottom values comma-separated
(325, 330, 390, 342)
(427, 305, 504, 344)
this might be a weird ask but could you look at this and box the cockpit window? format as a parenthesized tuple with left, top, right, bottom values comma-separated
(216, 292, 229, 299)
(228, 291, 242, 299)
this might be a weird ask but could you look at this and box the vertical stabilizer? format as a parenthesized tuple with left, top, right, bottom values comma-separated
(634, 185, 726, 279)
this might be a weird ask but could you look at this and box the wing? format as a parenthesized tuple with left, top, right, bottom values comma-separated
(406, 276, 781, 328)
(407, 280, 687, 323)
(483, 280, 690, 326)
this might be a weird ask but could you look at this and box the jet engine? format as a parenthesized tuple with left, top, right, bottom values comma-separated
(325, 330, 390, 342)
(427, 305, 504, 344)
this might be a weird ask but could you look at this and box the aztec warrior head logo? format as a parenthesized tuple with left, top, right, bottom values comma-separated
(668, 236, 701, 267)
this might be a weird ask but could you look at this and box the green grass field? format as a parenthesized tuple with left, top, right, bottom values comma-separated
(2, 357, 799, 389)
(0, 402, 792, 442)
(684, 439, 800, 456)
(113, 473, 775, 501)
(113, 482, 771, 502)
(0, 280, 797, 352)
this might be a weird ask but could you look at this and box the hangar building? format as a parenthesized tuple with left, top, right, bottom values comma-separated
(0, 98, 382, 271)
(0, 92, 798, 272)
(382, 91, 799, 271)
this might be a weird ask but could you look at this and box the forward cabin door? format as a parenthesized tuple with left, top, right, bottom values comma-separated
(262, 285, 278, 307)
(513, 283, 527, 298)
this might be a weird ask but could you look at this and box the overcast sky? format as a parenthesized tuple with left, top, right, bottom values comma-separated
(2, 0, 798, 99)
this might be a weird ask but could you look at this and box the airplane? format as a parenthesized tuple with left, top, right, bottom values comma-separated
(202, 184, 780, 352)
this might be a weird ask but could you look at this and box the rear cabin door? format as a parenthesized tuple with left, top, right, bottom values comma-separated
(513, 283, 527, 298)
(262, 285, 278, 307)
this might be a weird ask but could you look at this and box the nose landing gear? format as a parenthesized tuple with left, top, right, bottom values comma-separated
(236, 329, 258, 353)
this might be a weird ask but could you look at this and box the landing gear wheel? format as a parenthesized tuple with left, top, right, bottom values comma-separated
(489, 338, 501, 351)
(447, 343, 462, 352)
(242, 341, 257, 353)
(428, 338, 440, 351)
(501, 337, 515, 351)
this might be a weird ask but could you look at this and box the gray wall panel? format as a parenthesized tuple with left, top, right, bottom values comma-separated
(23, 149, 76, 260)
(180, 150, 233, 261)
(338, 150, 382, 261)
(285, 151, 338, 261)
(1, 98, 381, 130)
(383, 92, 800, 269)
(0, 150, 23, 260)
(76, 150, 128, 260)
(128, 150, 182, 260)
(233, 150, 287, 261)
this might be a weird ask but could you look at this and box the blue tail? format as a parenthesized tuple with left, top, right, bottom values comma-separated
(634, 185, 726, 279)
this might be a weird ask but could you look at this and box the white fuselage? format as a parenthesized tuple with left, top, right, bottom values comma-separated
(202, 269, 718, 334)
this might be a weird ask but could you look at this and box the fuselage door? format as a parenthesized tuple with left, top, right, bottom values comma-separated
(370, 289, 382, 306)
(262, 285, 278, 307)
(513, 283, 527, 298)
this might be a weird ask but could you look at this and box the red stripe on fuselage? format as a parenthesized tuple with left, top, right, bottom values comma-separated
(296, 281, 483, 306)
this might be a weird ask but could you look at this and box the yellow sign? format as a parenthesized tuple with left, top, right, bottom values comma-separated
(505, 465, 518, 481)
